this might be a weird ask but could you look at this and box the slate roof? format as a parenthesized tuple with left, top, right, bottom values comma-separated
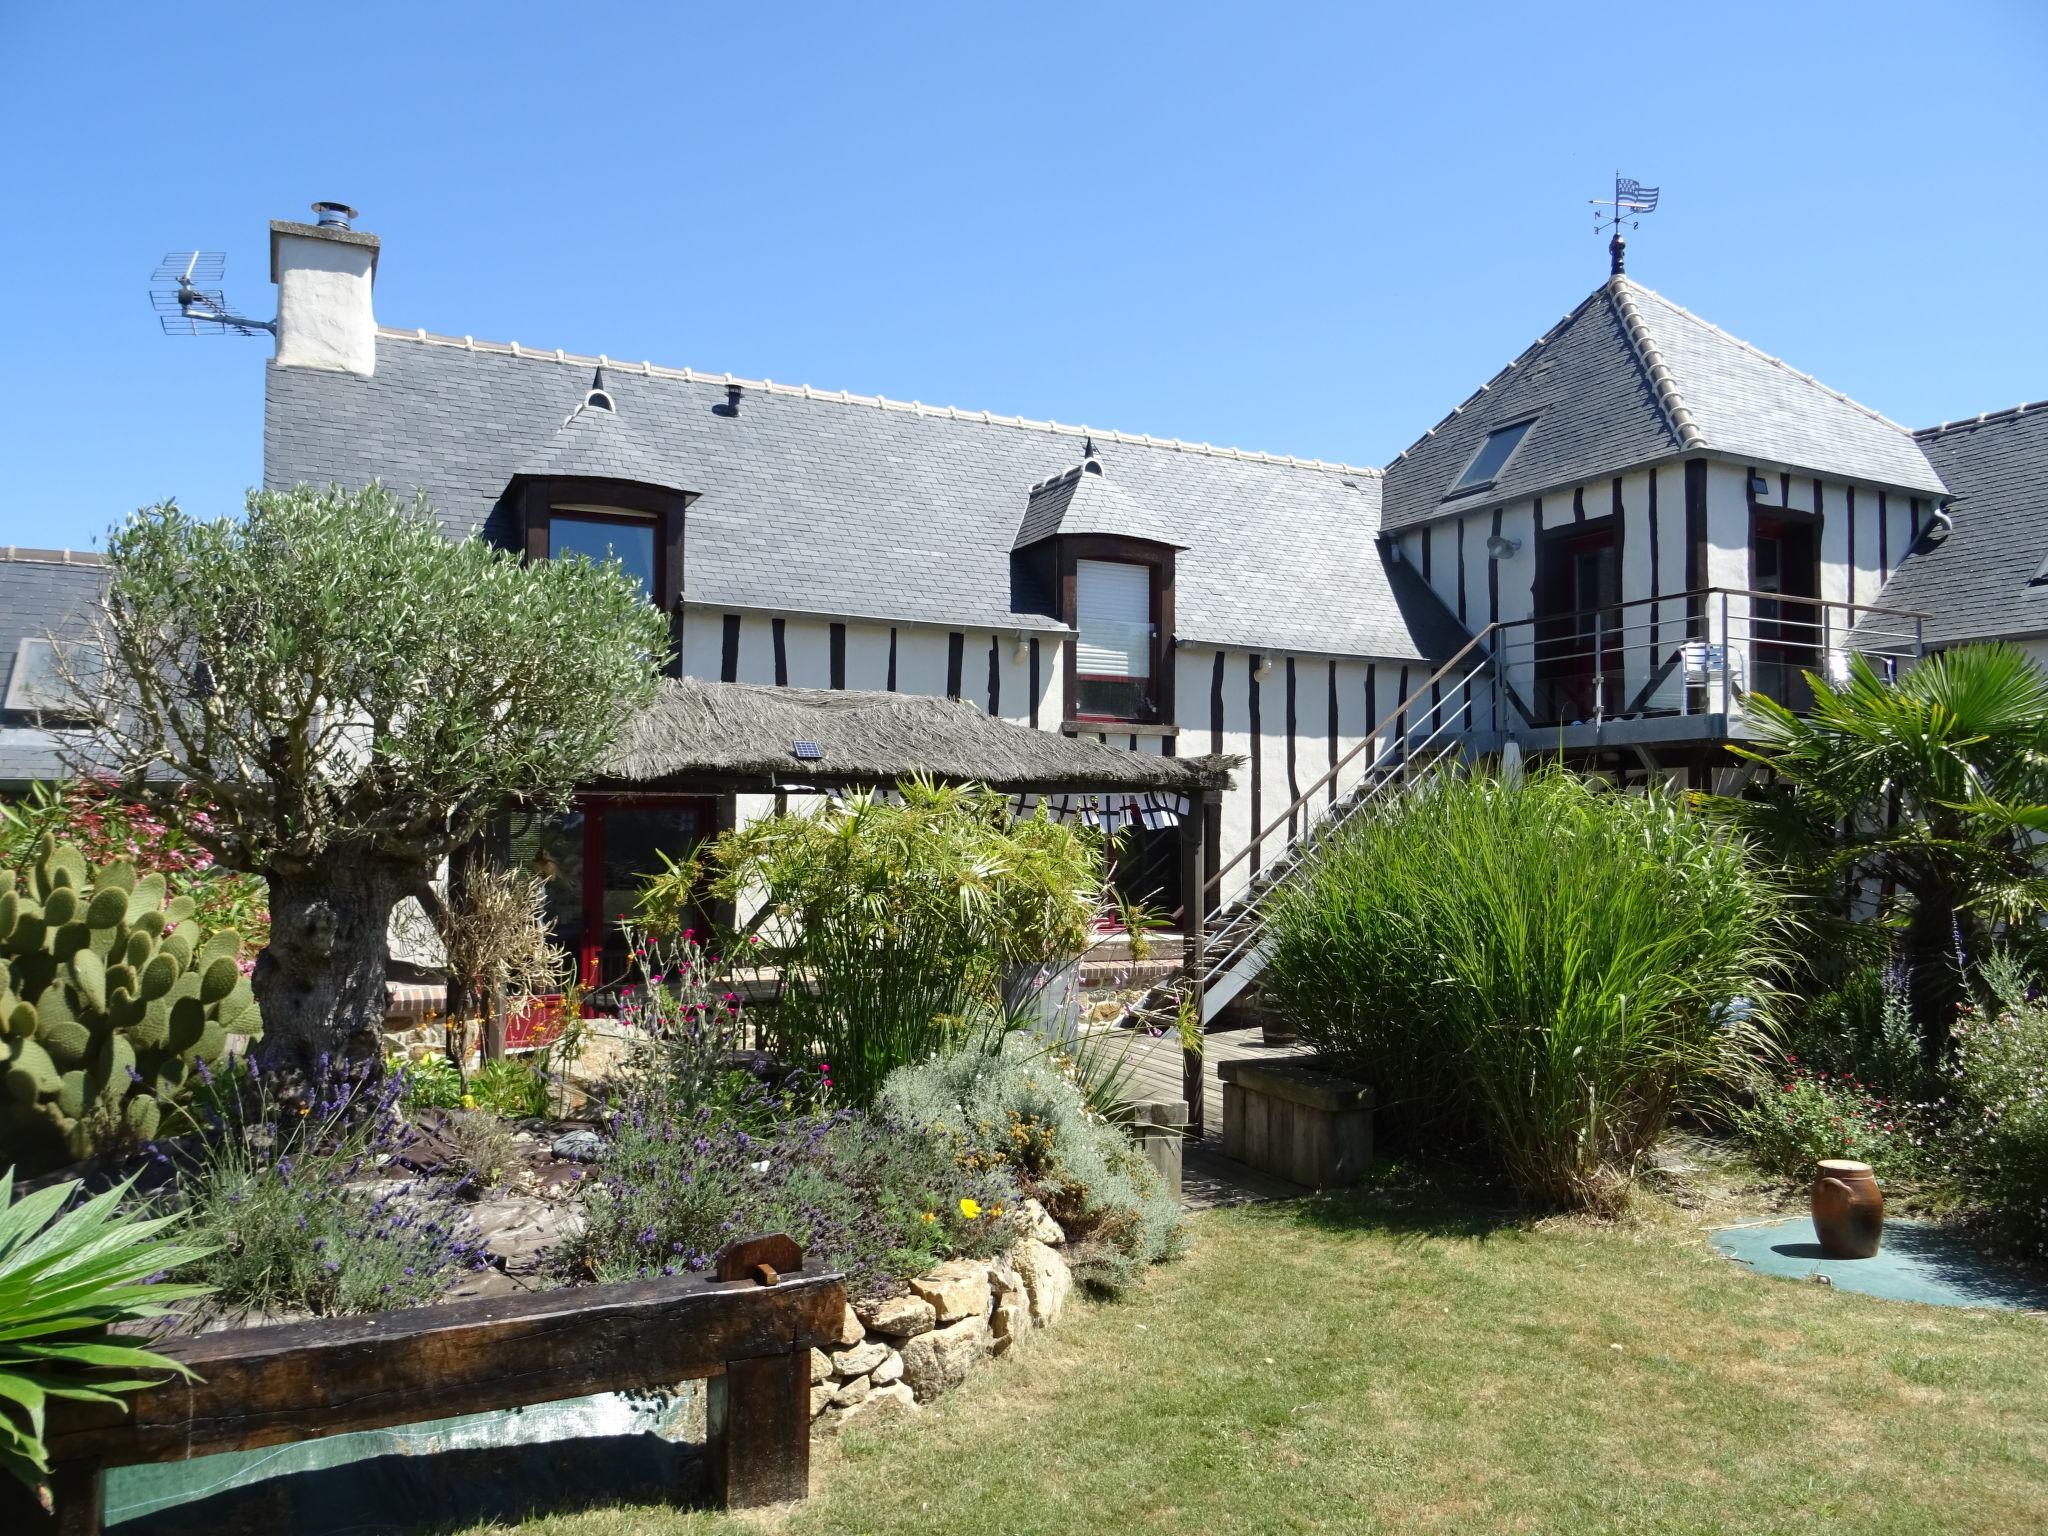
(1878, 402, 2048, 645)
(514, 371, 689, 491)
(265, 333, 1433, 661)
(1013, 460, 1184, 551)
(1381, 277, 1946, 532)
(0, 553, 104, 787)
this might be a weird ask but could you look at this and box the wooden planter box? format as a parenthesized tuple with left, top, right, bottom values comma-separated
(1217, 1057, 1373, 1188)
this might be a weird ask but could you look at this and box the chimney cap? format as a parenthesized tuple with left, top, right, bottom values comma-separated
(312, 201, 359, 229)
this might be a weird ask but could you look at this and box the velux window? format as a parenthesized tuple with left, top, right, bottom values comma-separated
(549, 508, 658, 602)
(1449, 418, 1536, 496)
(1074, 558, 1154, 719)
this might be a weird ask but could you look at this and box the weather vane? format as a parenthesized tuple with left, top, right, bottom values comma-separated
(1590, 171, 1660, 275)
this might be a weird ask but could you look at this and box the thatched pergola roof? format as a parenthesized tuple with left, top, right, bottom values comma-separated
(598, 677, 1235, 796)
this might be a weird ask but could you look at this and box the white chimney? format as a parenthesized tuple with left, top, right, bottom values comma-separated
(269, 201, 380, 376)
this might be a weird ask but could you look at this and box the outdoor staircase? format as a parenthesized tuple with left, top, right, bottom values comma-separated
(1144, 626, 1500, 1028)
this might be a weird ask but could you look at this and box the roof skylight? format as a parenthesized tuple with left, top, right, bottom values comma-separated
(1447, 418, 1536, 497)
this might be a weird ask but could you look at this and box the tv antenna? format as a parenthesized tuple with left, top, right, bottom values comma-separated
(150, 250, 275, 336)
(1589, 172, 1660, 276)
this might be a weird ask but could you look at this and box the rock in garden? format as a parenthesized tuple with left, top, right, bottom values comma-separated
(835, 1302, 865, 1347)
(871, 1348, 904, 1386)
(856, 1292, 936, 1338)
(840, 1381, 917, 1428)
(1020, 1197, 1065, 1245)
(466, 1195, 583, 1276)
(810, 1347, 833, 1384)
(899, 1315, 991, 1401)
(991, 1288, 1031, 1353)
(832, 1339, 890, 1378)
(549, 1129, 607, 1163)
(910, 1258, 992, 1323)
(1012, 1238, 1072, 1327)
(830, 1373, 872, 1409)
(810, 1381, 835, 1417)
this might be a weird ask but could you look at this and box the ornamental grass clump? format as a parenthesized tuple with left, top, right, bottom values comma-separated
(1260, 766, 1787, 1214)
(880, 1035, 1187, 1293)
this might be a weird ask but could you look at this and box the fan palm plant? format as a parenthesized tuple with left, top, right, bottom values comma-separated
(0, 1170, 212, 1508)
(1715, 643, 2048, 1063)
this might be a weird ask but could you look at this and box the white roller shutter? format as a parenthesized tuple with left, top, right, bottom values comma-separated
(1076, 560, 1152, 678)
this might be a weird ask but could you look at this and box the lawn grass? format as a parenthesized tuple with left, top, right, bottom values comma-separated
(461, 1182, 2047, 1536)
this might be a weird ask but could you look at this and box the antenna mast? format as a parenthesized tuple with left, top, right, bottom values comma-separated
(150, 251, 275, 336)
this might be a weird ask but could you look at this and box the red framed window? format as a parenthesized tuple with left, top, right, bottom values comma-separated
(508, 793, 715, 993)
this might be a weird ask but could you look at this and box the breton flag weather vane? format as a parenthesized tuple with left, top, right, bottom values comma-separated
(1591, 172, 1660, 275)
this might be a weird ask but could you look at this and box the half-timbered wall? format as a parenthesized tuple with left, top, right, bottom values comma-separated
(1393, 457, 1931, 727)
(674, 605, 1416, 917)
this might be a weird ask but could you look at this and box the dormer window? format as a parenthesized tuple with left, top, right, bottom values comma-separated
(1448, 417, 1537, 497)
(548, 506, 659, 603)
(4, 637, 84, 718)
(1075, 558, 1157, 720)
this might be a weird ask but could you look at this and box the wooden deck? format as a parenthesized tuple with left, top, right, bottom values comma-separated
(1117, 1021, 1317, 1208)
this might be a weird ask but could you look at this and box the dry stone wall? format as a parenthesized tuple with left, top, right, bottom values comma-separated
(808, 1197, 1072, 1436)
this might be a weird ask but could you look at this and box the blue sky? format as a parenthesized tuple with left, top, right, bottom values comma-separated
(2, 2, 2042, 551)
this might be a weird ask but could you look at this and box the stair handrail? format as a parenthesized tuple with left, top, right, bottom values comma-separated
(1196, 623, 1500, 910)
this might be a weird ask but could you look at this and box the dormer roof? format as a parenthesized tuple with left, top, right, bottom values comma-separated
(1381, 276, 1948, 532)
(513, 368, 690, 493)
(1013, 454, 1185, 551)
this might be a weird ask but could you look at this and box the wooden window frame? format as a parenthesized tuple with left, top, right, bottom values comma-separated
(1058, 535, 1176, 726)
(517, 476, 693, 671)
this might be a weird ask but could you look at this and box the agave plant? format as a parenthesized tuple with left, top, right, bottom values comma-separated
(0, 1169, 212, 1505)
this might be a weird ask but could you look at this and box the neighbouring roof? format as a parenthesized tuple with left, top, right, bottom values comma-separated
(1013, 459, 1183, 550)
(600, 675, 1237, 795)
(266, 333, 1434, 661)
(1381, 276, 1947, 532)
(0, 551, 104, 787)
(1880, 402, 2048, 645)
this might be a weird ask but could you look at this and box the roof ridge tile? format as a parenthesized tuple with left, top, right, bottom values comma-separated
(1607, 276, 1703, 449)
(1916, 399, 2048, 439)
(376, 326, 1384, 479)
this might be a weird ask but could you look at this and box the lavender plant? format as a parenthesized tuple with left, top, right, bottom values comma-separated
(165, 1054, 493, 1316)
(558, 1053, 1017, 1291)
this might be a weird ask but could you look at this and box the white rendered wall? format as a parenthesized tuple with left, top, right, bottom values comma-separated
(273, 232, 377, 377)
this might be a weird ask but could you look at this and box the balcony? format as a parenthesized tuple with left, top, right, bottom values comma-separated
(1469, 587, 1927, 753)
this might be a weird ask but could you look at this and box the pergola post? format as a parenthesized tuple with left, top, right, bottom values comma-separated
(1178, 789, 1216, 1140)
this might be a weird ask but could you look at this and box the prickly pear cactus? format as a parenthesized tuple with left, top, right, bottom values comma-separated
(1, 833, 261, 1169)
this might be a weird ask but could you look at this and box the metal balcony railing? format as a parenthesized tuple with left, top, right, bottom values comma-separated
(1483, 587, 1927, 732)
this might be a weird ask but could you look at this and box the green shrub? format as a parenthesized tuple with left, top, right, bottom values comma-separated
(1941, 993, 2048, 1261)
(466, 1056, 551, 1119)
(687, 778, 1106, 1104)
(3, 833, 259, 1171)
(1779, 958, 1925, 1098)
(557, 1076, 1019, 1291)
(1, 1168, 213, 1503)
(1260, 766, 1786, 1213)
(880, 1036, 1186, 1292)
(389, 1050, 465, 1110)
(1732, 1067, 1931, 1181)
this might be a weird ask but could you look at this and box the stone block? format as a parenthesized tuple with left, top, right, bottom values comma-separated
(1011, 1238, 1072, 1328)
(910, 1257, 992, 1323)
(899, 1315, 991, 1401)
(832, 1339, 890, 1378)
(856, 1291, 937, 1338)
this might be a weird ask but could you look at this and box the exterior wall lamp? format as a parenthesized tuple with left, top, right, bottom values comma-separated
(1485, 533, 1522, 561)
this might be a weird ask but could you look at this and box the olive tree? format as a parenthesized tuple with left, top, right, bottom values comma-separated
(71, 483, 669, 1074)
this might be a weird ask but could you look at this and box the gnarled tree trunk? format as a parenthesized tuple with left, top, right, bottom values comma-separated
(252, 852, 425, 1081)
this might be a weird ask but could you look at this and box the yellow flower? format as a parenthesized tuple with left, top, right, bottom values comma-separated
(988, 1204, 1005, 1219)
(920, 1211, 937, 1225)
(460, 1094, 477, 1110)
(958, 1197, 982, 1220)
